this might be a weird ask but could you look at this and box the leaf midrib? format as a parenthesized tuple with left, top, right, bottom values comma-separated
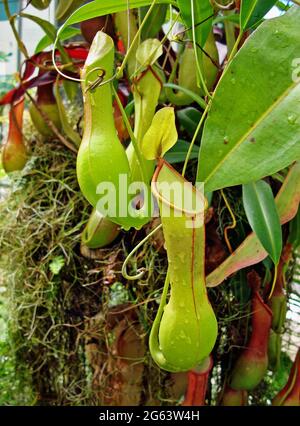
(204, 79, 299, 185)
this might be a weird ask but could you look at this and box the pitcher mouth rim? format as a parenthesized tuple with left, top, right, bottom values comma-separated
(151, 159, 208, 217)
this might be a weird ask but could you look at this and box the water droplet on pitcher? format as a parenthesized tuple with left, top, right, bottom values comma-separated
(179, 330, 187, 340)
(288, 114, 296, 124)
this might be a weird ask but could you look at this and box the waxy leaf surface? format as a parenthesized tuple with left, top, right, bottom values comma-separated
(242, 180, 282, 265)
(197, 7, 300, 192)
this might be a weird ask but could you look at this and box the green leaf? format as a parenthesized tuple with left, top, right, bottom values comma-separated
(206, 161, 300, 288)
(56, 0, 175, 39)
(240, 0, 278, 30)
(197, 7, 300, 192)
(140, 4, 168, 39)
(214, 14, 240, 25)
(243, 180, 282, 264)
(141, 107, 178, 160)
(35, 26, 81, 54)
(164, 83, 207, 109)
(0, 159, 7, 180)
(164, 139, 199, 164)
(20, 13, 77, 100)
(177, 107, 202, 140)
(136, 39, 163, 67)
(54, 84, 81, 148)
(288, 208, 300, 249)
(49, 256, 65, 275)
(55, 0, 86, 22)
(30, 0, 52, 10)
(276, 1, 290, 12)
(177, 0, 213, 48)
(20, 13, 69, 64)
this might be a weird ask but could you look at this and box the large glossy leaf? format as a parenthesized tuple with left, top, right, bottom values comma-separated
(243, 180, 282, 264)
(240, 0, 278, 30)
(56, 0, 175, 39)
(197, 7, 300, 192)
(177, 0, 213, 48)
(206, 162, 300, 287)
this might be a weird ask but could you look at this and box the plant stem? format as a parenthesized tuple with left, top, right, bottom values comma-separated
(224, 11, 236, 56)
(268, 265, 278, 300)
(227, 30, 243, 62)
(190, 0, 211, 99)
(3, 0, 28, 58)
(221, 188, 237, 253)
(164, 83, 207, 109)
(129, 10, 180, 81)
(182, 102, 210, 177)
(112, 85, 147, 186)
(122, 224, 163, 280)
(117, 0, 158, 79)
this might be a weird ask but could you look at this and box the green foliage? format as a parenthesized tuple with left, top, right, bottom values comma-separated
(35, 26, 81, 54)
(49, 256, 65, 275)
(140, 4, 168, 39)
(0, 51, 11, 62)
(56, 0, 175, 39)
(289, 209, 300, 249)
(1, 0, 299, 407)
(0, 289, 33, 405)
(109, 283, 130, 307)
(177, 0, 213, 48)
(251, 351, 293, 405)
(240, 0, 278, 30)
(55, 0, 85, 22)
(141, 107, 178, 160)
(197, 7, 300, 191)
(177, 107, 202, 141)
(242, 180, 282, 265)
(164, 140, 199, 164)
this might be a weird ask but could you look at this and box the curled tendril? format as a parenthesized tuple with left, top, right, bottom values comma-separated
(122, 224, 163, 280)
(51, 39, 83, 83)
(221, 189, 237, 254)
(85, 68, 106, 93)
